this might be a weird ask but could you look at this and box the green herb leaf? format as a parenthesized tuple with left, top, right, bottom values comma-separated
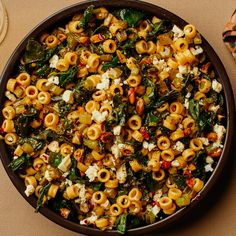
(58, 66, 78, 87)
(8, 154, 31, 172)
(116, 214, 127, 234)
(49, 152, 63, 168)
(148, 20, 173, 37)
(36, 183, 51, 212)
(115, 9, 146, 27)
(81, 5, 94, 28)
(101, 56, 119, 71)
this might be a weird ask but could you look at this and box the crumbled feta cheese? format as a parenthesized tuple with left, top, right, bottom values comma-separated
(74, 183, 87, 204)
(153, 190, 162, 202)
(160, 47, 170, 58)
(113, 125, 122, 135)
(47, 141, 60, 153)
(186, 92, 191, 98)
(199, 137, 209, 146)
(65, 178, 73, 186)
(62, 90, 74, 103)
(44, 170, 53, 182)
(39, 153, 49, 163)
(143, 141, 156, 151)
(171, 159, 180, 167)
(91, 110, 108, 123)
(85, 164, 99, 182)
(173, 141, 185, 152)
(190, 46, 203, 56)
(176, 72, 184, 79)
(172, 25, 184, 40)
(184, 99, 189, 109)
(49, 55, 59, 68)
(80, 212, 97, 225)
(47, 75, 59, 85)
(209, 105, 220, 113)
(178, 65, 188, 74)
(62, 171, 70, 178)
(206, 156, 214, 164)
(13, 156, 18, 160)
(191, 67, 200, 77)
(114, 78, 123, 85)
(111, 144, 122, 159)
(58, 155, 72, 172)
(116, 164, 127, 184)
(152, 205, 161, 216)
(213, 124, 226, 143)
(205, 163, 214, 172)
(212, 80, 222, 93)
(96, 77, 110, 90)
(24, 184, 35, 197)
(101, 199, 110, 209)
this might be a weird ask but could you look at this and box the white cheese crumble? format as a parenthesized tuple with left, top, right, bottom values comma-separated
(160, 47, 171, 58)
(44, 170, 53, 182)
(172, 25, 184, 40)
(212, 80, 222, 93)
(213, 124, 226, 143)
(111, 144, 122, 159)
(206, 156, 214, 164)
(91, 110, 108, 123)
(85, 164, 99, 182)
(152, 205, 161, 216)
(190, 46, 203, 56)
(80, 212, 97, 225)
(186, 92, 191, 98)
(74, 183, 87, 204)
(62, 171, 70, 178)
(62, 90, 73, 103)
(199, 137, 209, 146)
(58, 155, 72, 172)
(100, 199, 110, 209)
(173, 141, 185, 152)
(209, 105, 220, 113)
(171, 159, 180, 167)
(178, 65, 189, 74)
(205, 163, 214, 172)
(49, 55, 59, 68)
(184, 99, 189, 109)
(114, 78, 123, 85)
(116, 164, 127, 184)
(65, 178, 73, 186)
(153, 190, 162, 202)
(143, 141, 156, 151)
(96, 77, 110, 90)
(113, 125, 122, 136)
(47, 75, 59, 85)
(47, 141, 60, 153)
(24, 184, 35, 197)
(176, 72, 184, 79)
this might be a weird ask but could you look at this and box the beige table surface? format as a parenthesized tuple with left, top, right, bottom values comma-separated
(0, 0, 236, 235)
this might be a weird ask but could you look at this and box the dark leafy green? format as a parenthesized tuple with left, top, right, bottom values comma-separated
(170, 173, 186, 189)
(115, 9, 146, 27)
(18, 137, 46, 152)
(148, 20, 173, 37)
(23, 39, 45, 64)
(58, 66, 78, 87)
(101, 56, 119, 71)
(8, 154, 31, 172)
(36, 183, 51, 212)
(116, 214, 127, 234)
(192, 151, 207, 181)
(145, 112, 160, 126)
(68, 157, 80, 181)
(81, 5, 94, 28)
(49, 152, 63, 168)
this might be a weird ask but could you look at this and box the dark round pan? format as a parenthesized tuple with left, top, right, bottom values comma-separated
(0, 0, 235, 235)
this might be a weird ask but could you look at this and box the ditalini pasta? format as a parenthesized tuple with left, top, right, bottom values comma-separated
(1, 5, 226, 233)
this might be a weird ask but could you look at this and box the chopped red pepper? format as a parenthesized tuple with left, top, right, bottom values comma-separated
(140, 128, 150, 140)
(161, 160, 171, 169)
(186, 178, 195, 188)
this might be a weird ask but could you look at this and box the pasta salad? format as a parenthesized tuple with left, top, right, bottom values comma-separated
(1, 5, 226, 233)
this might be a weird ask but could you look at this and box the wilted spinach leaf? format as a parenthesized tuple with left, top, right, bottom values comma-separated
(101, 56, 119, 71)
(8, 154, 31, 172)
(148, 20, 173, 37)
(81, 5, 94, 28)
(49, 152, 63, 168)
(36, 183, 51, 212)
(58, 66, 78, 87)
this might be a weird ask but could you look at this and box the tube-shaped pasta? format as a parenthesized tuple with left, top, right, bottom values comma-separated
(184, 24, 197, 39)
(152, 169, 165, 181)
(128, 188, 142, 201)
(170, 129, 185, 141)
(56, 59, 69, 72)
(36, 79, 49, 92)
(127, 74, 142, 87)
(128, 115, 142, 130)
(129, 160, 142, 172)
(92, 191, 107, 204)
(85, 101, 100, 114)
(25, 176, 37, 188)
(48, 184, 59, 198)
(109, 84, 123, 95)
(116, 195, 131, 208)
(163, 203, 176, 215)
(87, 124, 102, 140)
(65, 185, 80, 199)
(189, 138, 203, 151)
(159, 196, 173, 210)
(6, 79, 17, 92)
(129, 200, 142, 214)
(2, 106, 16, 120)
(64, 51, 78, 65)
(45, 35, 59, 48)
(44, 113, 59, 128)
(168, 188, 182, 200)
(161, 148, 175, 161)
(170, 102, 184, 115)
(16, 72, 31, 87)
(174, 38, 189, 52)
(2, 119, 15, 133)
(68, 20, 83, 34)
(105, 179, 119, 188)
(157, 136, 171, 150)
(92, 90, 106, 102)
(148, 158, 161, 171)
(38, 91, 51, 104)
(103, 39, 117, 53)
(182, 148, 195, 162)
(87, 53, 100, 69)
(147, 41, 157, 54)
(198, 78, 211, 93)
(95, 218, 109, 229)
(135, 40, 148, 54)
(110, 203, 123, 216)
(92, 150, 105, 161)
(193, 178, 204, 192)
(60, 144, 73, 156)
(4, 132, 18, 145)
(97, 169, 111, 182)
